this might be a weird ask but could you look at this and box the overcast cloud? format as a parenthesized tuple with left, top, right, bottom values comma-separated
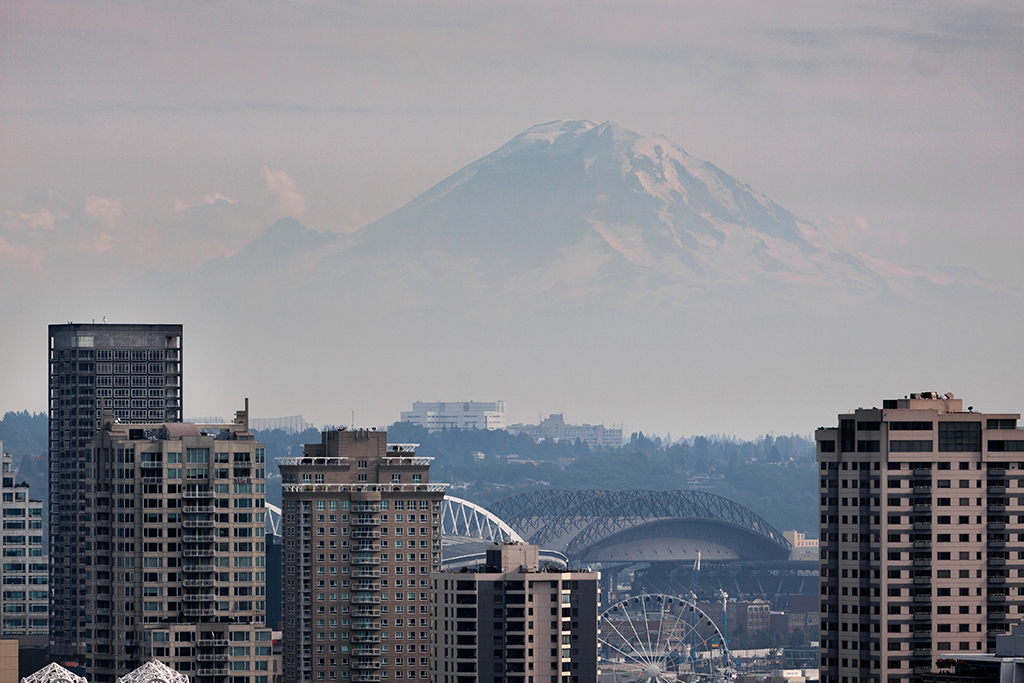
(1, 0, 1021, 435)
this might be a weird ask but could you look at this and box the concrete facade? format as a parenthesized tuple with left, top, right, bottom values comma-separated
(816, 392, 1023, 683)
(506, 415, 623, 450)
(0, 449, 47, 646)
(783, 531, 820, 562)
(80, 405, 272, 683)
(431, 543, 599, 683)
(48, 323, 183, 661)
(400, 403, 506, 433)
(278, 428, 445, 683)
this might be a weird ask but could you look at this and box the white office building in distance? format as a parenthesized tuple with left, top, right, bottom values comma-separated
(400, 402, 506, 432)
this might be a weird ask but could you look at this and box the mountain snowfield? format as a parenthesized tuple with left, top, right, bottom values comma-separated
(351, 120, 1017, 302)
(99, 120, 1024, 435)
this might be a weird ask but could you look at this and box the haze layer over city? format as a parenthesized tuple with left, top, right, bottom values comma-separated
(1, 2, 1021, 437)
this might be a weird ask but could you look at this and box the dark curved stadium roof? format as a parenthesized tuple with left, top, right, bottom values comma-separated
(489, 489, 792, 562)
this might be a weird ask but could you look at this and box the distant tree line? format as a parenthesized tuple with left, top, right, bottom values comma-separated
(0, 412, 818, 541)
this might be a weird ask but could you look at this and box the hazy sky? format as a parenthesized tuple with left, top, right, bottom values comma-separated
(1, 1, 1022, 436)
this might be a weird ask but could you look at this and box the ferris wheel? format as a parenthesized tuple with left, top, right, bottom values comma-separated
(598, 593, 732, 683)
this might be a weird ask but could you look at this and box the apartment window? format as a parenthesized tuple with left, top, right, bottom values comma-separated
(357, 474, 367, 483)
(858, 441, 880, 453)
(890, 440, 933, 452)
(357, 461, 368, 469)
(939, 422, 981, 452)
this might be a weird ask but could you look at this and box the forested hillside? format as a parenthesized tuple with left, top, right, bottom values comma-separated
(0, 412, 818, 542)
(258, 423, 819, 536)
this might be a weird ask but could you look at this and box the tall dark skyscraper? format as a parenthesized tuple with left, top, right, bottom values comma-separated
(47, 323, 183, 661)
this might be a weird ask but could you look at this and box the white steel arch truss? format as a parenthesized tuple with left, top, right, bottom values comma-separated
(265, 502, 282, 536)
(442, 496, 524, 543)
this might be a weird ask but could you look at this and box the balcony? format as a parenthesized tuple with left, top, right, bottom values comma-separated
(355, 517, 381, 526)
(183, 489, 214, 499)
(988, 505, 1007, 513)
(184, 505, 215, 514)
(196, 669, 226, 677)
(182, 594, 214, 603)
(184, 520, 215, 528)
(988, 468, 1006, 477)
(184, 549, 216, 557)
(353, 569, 382, 578)
(987, 595, 1007, 603)
(913, 486, 932, 494)
(912, 613, 932, 621)
(351, 530, 380, 539)
(913, 504, 931, 512)
(914, 523, 932, 530)
(352, 607, 381, 617)
(988, 613, 1009, 621)
(913, 559, 932, 567)
(184, 608, 217, 617)
(913, 595, 931, 603)
(988, 522, 1006, 530)
(183, 565, 214, 574)
(988, 576, 1006, 584)
(353, 620, 382, 631)
(354, 582, 381, 592)
(914, 541, 932, 548)
(352, 660, 381, 670)
(184, 579, 216, 588)
(351, 595, 381, 605)
(198, 639, 230, 647)
(988, 558, 1006, 567)
(197, 654, 229, 662)
(354, 543, 381, 552)
(913, 577, 931, 584)
(988, 541, 1006, 549)
(351, 634, 381, 644)
(354, 647, 381, 656)
(351, 674, 381, 683)
(140, 461, 163, 469)
(351, 557, 381, 566)
(141, 477, 163, 484)
(988, 486, 1006, 494)
(183, 535, 215, 544)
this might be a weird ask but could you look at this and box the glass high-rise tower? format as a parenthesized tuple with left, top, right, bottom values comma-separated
(47, 323, 183, 661)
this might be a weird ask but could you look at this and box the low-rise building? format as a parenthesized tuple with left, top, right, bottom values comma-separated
(507, 414, 623, 449)
(782, 531, 818, 562)
(401, 402, 506, 432)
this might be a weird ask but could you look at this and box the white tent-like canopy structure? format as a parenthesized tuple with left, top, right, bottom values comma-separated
(21, 663, 89, 683)
(116, 660, 190, 683)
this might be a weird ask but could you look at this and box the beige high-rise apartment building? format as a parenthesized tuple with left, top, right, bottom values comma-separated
(80, 404, 272, 683)
(816, 392, 1023, 683)
(431, 543, 599, 683)
(278, 428, 445, 683)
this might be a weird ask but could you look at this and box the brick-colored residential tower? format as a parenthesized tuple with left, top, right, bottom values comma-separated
(279, 428, 445, 683)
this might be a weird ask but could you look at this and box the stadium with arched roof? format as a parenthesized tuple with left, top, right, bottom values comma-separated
(488, 490, 792, 564)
